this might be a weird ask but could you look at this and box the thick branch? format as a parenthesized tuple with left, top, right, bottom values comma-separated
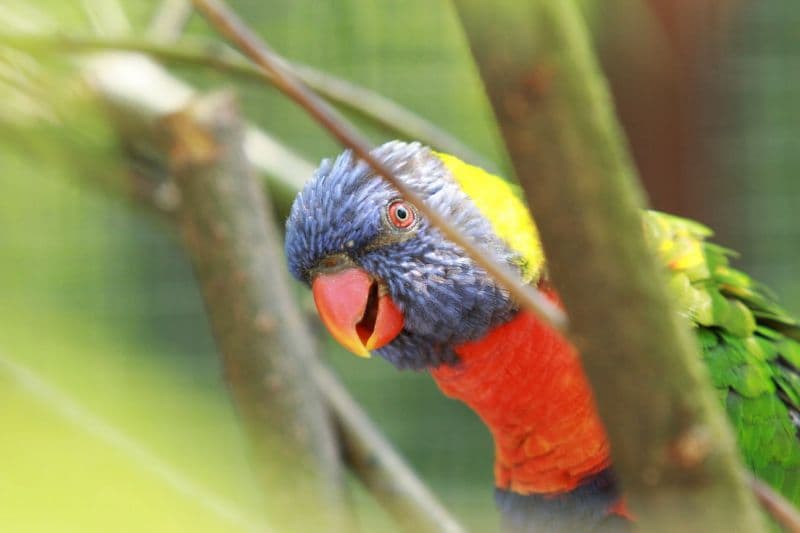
(165, 91, 463, 533)
(163, 91, 349, 530)
(453, 1, 766, 531)
(74, 47, 464, 532)
(71, 1, 466, 529)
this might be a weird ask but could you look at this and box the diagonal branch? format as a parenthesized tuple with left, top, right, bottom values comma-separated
(147, 0, 192, 43)
(312, 363, 465, 533)
(190, 0, 568, 333)
(163, 91, 351, 531)
(452, 0, 770, 531)
(749, 473, 800, 533)
(71, 0, 466, 530)
(162, 90, 465, 533)
(0, 32, 489, 169)
(63, 43, 465, 532)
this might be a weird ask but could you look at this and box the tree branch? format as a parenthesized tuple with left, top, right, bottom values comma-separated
(147, 0, 192, 43)
(163, 90, 465, 533)
(749, 473, 800, 533)
(0, 32, 489, 169)
(80, 50, 312, 193)
(453, 1, 768, 531)
(64, 44, 466, 532)
(190, 0, 568, 333)
(163, 90, 350, 530)
(69, 1, 467, 530)
(312, 364, 465, 533)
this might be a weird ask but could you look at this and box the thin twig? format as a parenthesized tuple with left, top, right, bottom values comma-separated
(0, 32, 489, 168)
(748, 474, 800, 533)
(147, 0, 193, 43)
(190, 0, 568, 332)
(291, 62, 494, 170)
(312, 363, 465, 533)
(0, 351, 268, 533)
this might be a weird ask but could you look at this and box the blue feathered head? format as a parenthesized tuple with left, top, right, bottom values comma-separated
(285, 141, 519, 369)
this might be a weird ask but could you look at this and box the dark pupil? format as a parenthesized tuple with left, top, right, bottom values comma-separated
(395, 207, 408, 220)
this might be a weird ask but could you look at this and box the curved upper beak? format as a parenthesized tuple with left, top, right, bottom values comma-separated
(311, 268, 404, 358)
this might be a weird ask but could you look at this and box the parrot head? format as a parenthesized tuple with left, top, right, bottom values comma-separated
(285, 141, 540, 369)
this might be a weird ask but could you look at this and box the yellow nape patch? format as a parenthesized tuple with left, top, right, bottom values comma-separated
(435, 152, 544, 283)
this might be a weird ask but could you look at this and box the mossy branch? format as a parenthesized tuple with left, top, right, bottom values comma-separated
(162, 90, 465, 533)
(72, 48, 464, 532)
(453, 0, 767, 531)
(163, 91, 351, 530)
(68, 0, 467, 530)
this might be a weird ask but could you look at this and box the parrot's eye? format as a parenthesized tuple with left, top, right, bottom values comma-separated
(387, 200, 416, 230)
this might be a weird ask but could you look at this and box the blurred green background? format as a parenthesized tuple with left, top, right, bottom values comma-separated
(0, 1, 797, 532)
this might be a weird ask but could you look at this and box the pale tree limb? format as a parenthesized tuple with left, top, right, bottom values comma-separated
(749, 474, 800, 533)
(0, 32, 490, 170)
(147, 0, 192, 43)
(68, 1, 469, 531)
(453, 1, 768, 531)
(161, 90, 465, 533)
(69, 45, 466, 533)
(82, 51, 312, 194)
(190, 0, 568, 333)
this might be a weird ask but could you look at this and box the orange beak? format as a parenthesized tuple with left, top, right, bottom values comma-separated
(311, 268, 404, 358)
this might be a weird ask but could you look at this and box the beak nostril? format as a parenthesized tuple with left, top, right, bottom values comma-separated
(315, 253, 353, 275)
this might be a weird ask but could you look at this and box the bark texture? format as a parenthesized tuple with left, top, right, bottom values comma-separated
(453, 1, 766, 531)
(164, 91, 348, 530)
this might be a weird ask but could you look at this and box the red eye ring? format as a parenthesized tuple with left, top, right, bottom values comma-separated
(387, 200, 415, 229)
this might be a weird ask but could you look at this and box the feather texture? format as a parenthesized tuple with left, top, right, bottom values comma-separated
(435, 152, 544, 284)
(642, 210, 800, 505)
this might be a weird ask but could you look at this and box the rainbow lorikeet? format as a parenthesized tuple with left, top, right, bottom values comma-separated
(285, 141, 800, 530)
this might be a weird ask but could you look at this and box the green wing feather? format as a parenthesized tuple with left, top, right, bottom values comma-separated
(643, 210, 800, 505)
